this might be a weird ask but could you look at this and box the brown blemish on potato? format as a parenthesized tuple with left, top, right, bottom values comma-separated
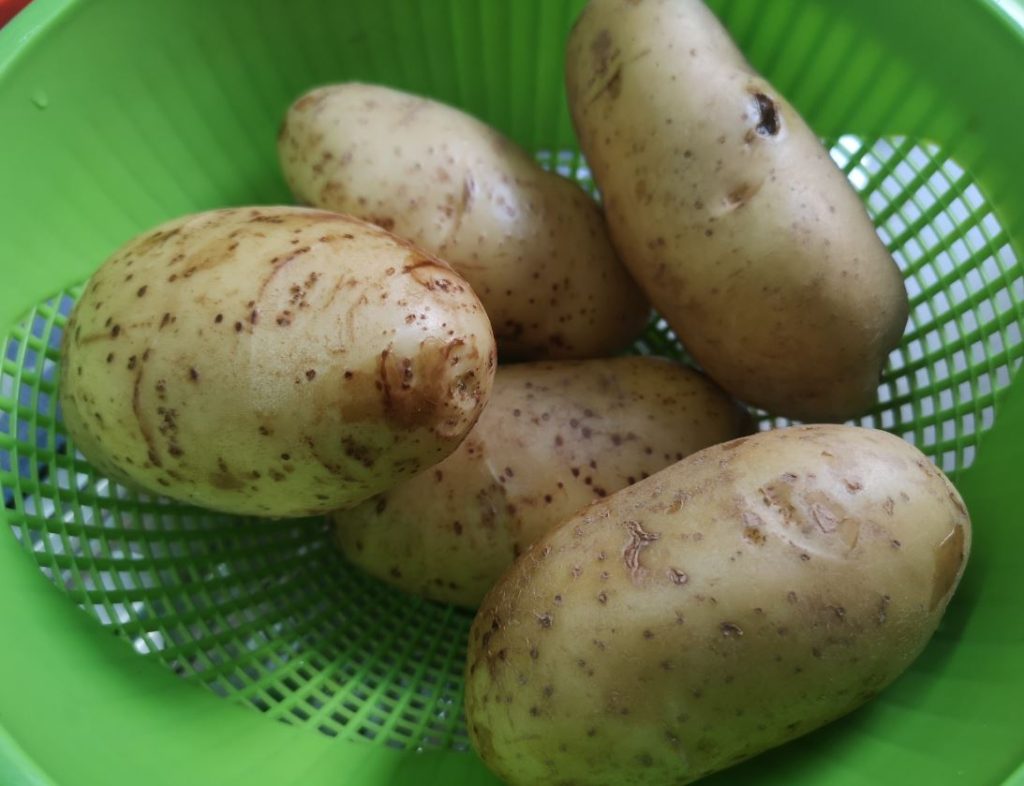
(591, 29, 614, 76)
(743, 524, 766, 545)
(932, 525, 965, 609)
(591, 65, 623, 103)
(376, 338, 478, 434)
(948, 491, 968, 517)
(720, 622, 743, 638)
(723, 181, 762, 210)
(751, 91, 781, 137)
(128, 362, 162, 469)
(369, 216, 396, 232)
(402, 256, 462, 294)
(210, 457, 245, 491)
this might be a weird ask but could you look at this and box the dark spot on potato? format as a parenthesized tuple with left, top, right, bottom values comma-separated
(188, 367, 199, 382)
(234, 321, 243, 333)
(529, 646, 539, 660)
(536, 612, 553, 629)
(720, 622, 743, 638)
(752, 91, 781, 136)
(106, 353, 114, 363)
(136, 286, 148, 297)
(597, 591, 608, 605)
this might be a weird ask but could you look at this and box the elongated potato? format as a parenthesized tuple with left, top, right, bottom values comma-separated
(278, 82, 650, 360)
(333, 357, 749, 606)
(566, 0, 908, 420)
(60, 207, 495, 517)
(465, 425, 970, 786)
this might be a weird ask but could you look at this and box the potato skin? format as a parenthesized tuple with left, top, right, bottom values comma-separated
(465, 425, 970, 786)
(333, 357, 749, 606)
(60, 207, 495, 517)
(565, 0, 908, 421)
(278, 82, 650, 360)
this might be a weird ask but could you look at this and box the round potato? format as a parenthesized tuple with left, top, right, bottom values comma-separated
(278, 82, 650, 360)
(465, 425, 970, 786)
(60, 207, 496, 517)
(333, 357, 749, 606)
(566, 0, 908, 420)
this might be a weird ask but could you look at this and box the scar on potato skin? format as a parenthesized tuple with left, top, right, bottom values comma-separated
(622, 520, 659, 578)
(932, 525, 966, 610)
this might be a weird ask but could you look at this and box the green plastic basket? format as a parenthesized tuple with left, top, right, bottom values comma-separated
(1, 0, 1023, 784)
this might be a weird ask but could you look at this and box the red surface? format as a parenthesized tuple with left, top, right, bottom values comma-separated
(0, 0, 32, 29)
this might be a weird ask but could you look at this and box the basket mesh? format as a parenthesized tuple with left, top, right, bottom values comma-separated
(1, 137, 1022, 752)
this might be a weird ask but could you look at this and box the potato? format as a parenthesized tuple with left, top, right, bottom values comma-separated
(565, 0, 908, 421)
(465, 425, 970, 786)
(278, 82, 650, 360)
(333, 357, 749, 606)
(59, 207, 496, 517)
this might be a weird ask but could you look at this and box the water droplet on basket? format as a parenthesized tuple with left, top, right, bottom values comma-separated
(31, 90, 49, 109)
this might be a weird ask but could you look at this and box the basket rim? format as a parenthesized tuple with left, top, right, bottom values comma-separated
(2, 1, 1024, 785)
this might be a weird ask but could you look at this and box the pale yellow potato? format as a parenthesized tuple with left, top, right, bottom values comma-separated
(60, 207, 495, 517)
(333, 357, 749, 606)
(465, 425, 970, 786)
(278, 82, 650, 360)
(566, 0, 908, 421)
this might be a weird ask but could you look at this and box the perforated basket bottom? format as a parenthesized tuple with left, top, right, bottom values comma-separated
(1, 137, 1022, 752)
